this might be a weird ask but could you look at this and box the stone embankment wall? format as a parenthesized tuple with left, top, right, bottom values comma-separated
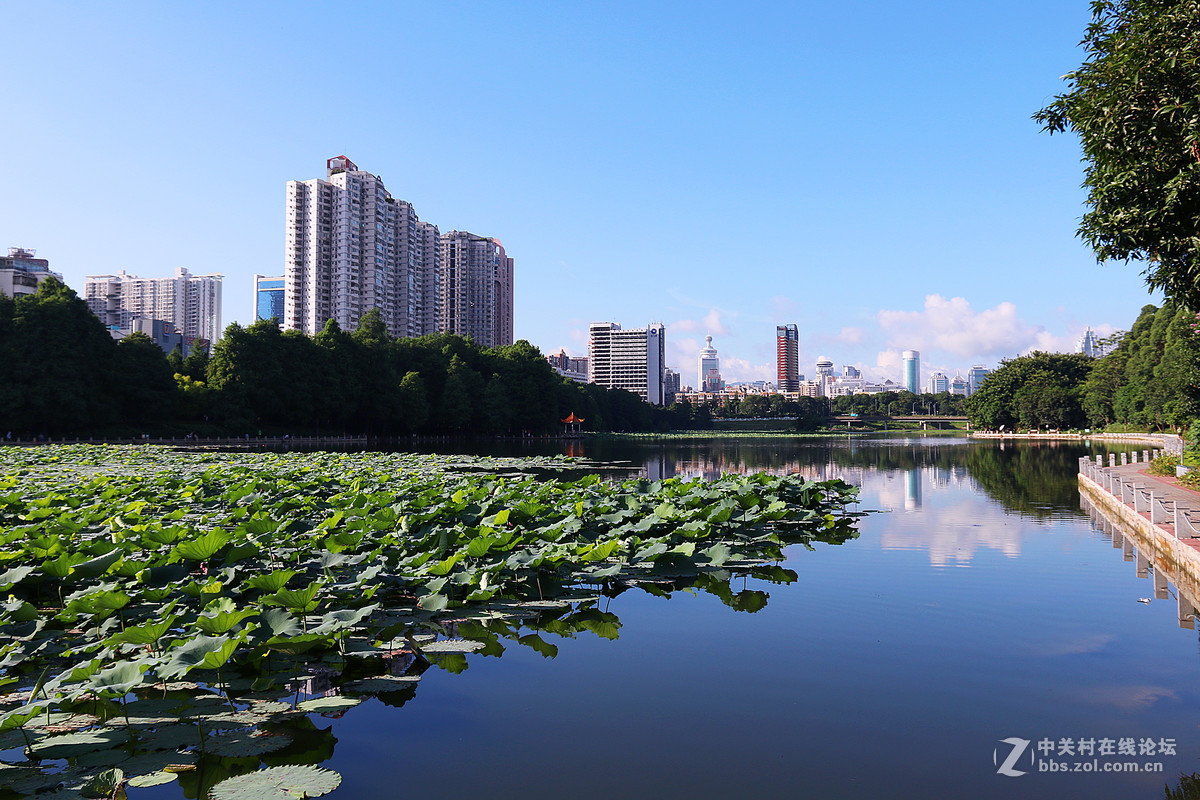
(1078, 454, 1200, 622)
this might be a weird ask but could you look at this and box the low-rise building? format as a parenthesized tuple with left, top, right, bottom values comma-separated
(0, 247, 63, 299)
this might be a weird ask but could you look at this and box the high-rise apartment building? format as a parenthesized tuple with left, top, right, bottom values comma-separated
(776, 324, 799, 392)
(85, 267, 223, 344)
(588, 322, 666, 404)
(663, 368, 680, 404)
(254, 275, 284, 325)
(439, 231, 514, 349)
(285, 156, 440, 339)
(0, 247, 62, 299)
(902, 350, 920, 394)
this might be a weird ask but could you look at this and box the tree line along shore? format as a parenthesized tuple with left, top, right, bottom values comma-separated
(1, 282, 1196, 441)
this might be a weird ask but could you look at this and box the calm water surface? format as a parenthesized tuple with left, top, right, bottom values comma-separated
(190, 436, 1200, 798)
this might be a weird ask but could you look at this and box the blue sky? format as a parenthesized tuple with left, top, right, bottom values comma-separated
(3, 1, 1162, 386)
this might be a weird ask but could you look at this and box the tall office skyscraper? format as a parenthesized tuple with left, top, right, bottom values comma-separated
(1076, 326, 1098, 358)
(285, 156, 440, 338)
(438, 231, 514, 349)
(254, 275, 284, 325)
(85, 267, 223, 344)
(776, 324, 799, 392)
(588, 322, 666, 404)
(698, 335, 722, 392)
(902, 350, 920, 393)
(926, 371, 949, 394)
(967, 365, 990, 396)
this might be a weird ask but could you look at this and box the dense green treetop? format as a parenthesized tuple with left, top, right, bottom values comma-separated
(965, 351, 1092, 430)
(1036, 0, 1200, 308)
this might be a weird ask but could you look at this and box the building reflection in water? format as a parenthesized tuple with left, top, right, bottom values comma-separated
(905, 467, 921, 511)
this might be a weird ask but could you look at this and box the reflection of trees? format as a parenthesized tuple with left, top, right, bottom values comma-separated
(961, 442, 1091, 518)
(584, 436, 976, 478)
(584, 436, 1102, 519)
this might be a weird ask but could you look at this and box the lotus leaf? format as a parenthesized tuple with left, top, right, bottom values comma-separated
(245, 569, 297, 593)
(296, 696, 360, 714)
(206, 729, 291, 757)
(138, 723, 202, 751)
(209, 764, 342, 800)
(88, 660, 148, 697)
(170, 529, 231, 562)
(28, 728, 130, 758)
(79, 767, 123, 798)
(126, 770, 178, 788)
(159, 634, 241, 678)
(419, 639, 485, 654)
(262, 583, 321, 614)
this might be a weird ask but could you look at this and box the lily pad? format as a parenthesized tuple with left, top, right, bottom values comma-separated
(0, 726, 42, 749)
(419, 639, 485, 654)
(26, 712, 100, 732)
(205, 729, 291, 757)
(1, 764, 65, 795)
(28, 728, 130, 758)
(296, 696, 360, 714)
(344, 676, 421, 693)
(127, 770, 178, 788)
(209, 765, 342, 799)
(138, 722, 203, 751)
(74, 746, 132, 768)
(119, 748, 196, 778)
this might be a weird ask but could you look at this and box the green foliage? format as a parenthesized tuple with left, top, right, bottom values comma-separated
(1080, 304, 1200, 430)
(1148, 454, 1181, 476)
(1036, 0, 1200, 308)
(966, 352, 1092, 430)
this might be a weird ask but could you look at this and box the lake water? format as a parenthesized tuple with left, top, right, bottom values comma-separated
(162, 435, 1200, 798)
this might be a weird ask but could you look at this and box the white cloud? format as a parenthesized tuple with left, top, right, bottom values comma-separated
(722, 357, 773, 383)
(704, 309, 730, 336)
(870, 349, 902, 383)
(879, 295, 1026, 357)
(837, 326, 866, 345)
(668, 307, 731, 337)
(878, 295, 1055, 360)
(667, 337, 699, 383)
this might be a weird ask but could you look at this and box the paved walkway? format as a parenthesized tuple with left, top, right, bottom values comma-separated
(1107, 462, 1200, 553)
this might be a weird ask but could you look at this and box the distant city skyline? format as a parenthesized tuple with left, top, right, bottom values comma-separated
(1, 3, 1161, 386)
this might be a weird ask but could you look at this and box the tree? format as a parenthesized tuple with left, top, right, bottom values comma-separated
(1, 278, 122, 433)
(966, 352, 1092, 430)
(182, 341, 210, 383)
(115, 332, 178, 424)
(1035, 0, 1200, 308)
(395, 371, 429, 433)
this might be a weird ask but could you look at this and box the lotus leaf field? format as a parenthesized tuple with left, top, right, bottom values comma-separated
(0, 445, 860, 798)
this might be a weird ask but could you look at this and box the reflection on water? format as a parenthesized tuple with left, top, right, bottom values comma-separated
(318, 435, 1198, 800)
(1081, 491, 1200, 630)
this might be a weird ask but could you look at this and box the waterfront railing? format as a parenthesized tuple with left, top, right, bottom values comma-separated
(1079, 453, 1200, 539)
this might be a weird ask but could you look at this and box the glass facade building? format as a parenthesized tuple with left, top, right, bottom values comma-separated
(255, 275, 285, 325)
